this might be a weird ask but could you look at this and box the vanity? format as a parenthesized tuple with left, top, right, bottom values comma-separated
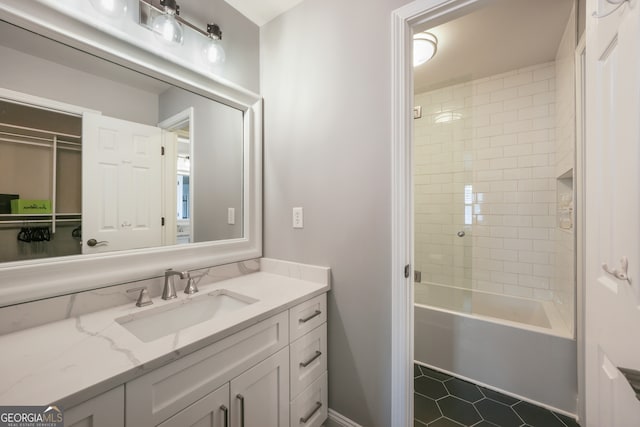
(0, 258, 330, 427)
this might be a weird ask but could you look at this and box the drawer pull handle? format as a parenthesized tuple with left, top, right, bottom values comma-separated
(220, 405, 229, 427)
(299, 310, 322, 323)
(300, 401, 322, 424)
(300, 351, 322, 368)
(237, 394, 245, 427)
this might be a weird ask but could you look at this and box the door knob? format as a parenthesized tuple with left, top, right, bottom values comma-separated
(87, 238, 109, 247)
(457, 231, 465, 237)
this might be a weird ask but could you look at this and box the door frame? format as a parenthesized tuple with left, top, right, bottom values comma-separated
(390, 0, 585, 424)
(158, 108, 195, 246)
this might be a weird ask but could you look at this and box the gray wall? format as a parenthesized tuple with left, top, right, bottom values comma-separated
(159, 87, 244, 242)
(178, 0, 260, 93)
(261, 0, 410, 425)
(0, 44, 159, 125)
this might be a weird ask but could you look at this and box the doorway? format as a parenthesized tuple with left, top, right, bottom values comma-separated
(391, 0, 586, 425)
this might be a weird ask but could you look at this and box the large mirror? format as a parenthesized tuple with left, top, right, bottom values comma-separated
(0, 2, 262, 307)
(0, 21, 244, 263)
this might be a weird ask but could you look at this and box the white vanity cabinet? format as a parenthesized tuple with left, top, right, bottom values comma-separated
(288, 294, 328, 427)
(120, 293, 327, 427)
(64, 385, 124, 427)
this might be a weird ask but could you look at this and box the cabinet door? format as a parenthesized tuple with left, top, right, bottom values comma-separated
(64, 385, 124, 427)
(158, 383, 229, 427)
(230, 347, 289, 427)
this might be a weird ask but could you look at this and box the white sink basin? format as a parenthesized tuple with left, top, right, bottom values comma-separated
(116, 289, 258, 342)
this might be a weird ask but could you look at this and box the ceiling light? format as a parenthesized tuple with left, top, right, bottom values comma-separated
(434, 112, 463, 123)
(89, 0, 127, 18)
(413, 32, 438, 67)
(151, 0, 184, 45)
(203, 23, 226, 65)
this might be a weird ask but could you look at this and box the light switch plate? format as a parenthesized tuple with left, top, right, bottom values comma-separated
(292, 207, 303, 228)
(227, 207, 235, 225)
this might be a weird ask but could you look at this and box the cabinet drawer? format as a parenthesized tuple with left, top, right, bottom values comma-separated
(290, 372, 328, 427)
(290, 324, 326, 398)
(126, 311, 288, 426)
(289, 294, 326, 342)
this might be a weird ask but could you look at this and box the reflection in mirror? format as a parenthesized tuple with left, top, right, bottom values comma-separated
(0, 20, 244, 264)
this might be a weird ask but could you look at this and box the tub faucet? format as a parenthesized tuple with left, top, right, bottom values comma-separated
(163, 269, 189, 300)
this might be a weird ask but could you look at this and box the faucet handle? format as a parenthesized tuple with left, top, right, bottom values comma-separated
(184, 274, 199, 295)
(127, 286, 153, 307)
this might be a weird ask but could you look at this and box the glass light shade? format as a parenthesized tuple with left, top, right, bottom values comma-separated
(203, 38, 226, 65)
(89, 0, 127, 19)
(152, 12, 184, 45)
(413, 32, 438, 67)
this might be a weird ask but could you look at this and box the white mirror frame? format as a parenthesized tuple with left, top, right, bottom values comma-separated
(0, 1, 262, 307)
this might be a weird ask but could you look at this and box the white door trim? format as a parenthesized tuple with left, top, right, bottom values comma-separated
(574, 33, 587, 424)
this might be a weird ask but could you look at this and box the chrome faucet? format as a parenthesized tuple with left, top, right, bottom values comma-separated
(163, 269, 189, 300)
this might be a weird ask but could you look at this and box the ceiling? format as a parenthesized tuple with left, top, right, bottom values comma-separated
(223, 0, 304, 26)
(414, 0, 575, 93)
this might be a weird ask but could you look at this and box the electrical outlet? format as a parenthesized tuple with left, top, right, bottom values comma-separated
(292, 207, 303, 228)
(227, 207, 235, 225)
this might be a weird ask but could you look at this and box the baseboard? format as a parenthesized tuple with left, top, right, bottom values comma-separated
(326, 409, 363, 427)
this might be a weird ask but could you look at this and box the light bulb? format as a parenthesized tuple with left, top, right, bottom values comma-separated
(203, 38, 226, 65)
(89, 0, 127, 19)
(152, 11, 184, 45)
(413, 32, 438, 67)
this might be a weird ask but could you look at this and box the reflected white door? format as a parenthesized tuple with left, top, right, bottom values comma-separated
(82, 112, 163, 254)
(585, 0, 640, 425)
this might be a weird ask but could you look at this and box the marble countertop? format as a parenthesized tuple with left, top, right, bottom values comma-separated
(0, 259, 330, 408)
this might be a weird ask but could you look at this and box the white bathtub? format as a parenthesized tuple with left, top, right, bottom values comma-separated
(414, 282, 577, 414)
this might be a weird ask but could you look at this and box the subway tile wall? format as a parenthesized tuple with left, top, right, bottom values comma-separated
(553, 6, 576, 333)
(414, 61, 560, 301)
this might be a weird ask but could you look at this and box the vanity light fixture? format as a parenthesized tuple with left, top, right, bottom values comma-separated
(151, 0, 184, 45)
(413, 32, 438, 67)
(203, 23, 226, 65)
(89, 0, 128, 18)
(139, 0, 225, 65)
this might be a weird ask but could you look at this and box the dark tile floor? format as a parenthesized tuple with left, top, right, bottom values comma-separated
(414, 364, 581, 427)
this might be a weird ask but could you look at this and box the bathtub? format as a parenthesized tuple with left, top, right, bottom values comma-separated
(414, 282, 577, 414)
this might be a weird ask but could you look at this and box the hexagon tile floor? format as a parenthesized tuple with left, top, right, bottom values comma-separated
(414, 364, 581, 427)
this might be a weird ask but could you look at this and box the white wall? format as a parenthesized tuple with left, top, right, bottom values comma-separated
(261, 0, 411, 424)
(414, 62, 559, 301)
